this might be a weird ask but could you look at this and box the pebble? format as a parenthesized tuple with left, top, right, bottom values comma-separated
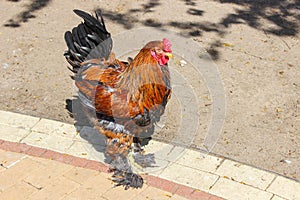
(2, 63, 9, 69)
(280, 159, 292, 164)
(180, 59, 187, 67)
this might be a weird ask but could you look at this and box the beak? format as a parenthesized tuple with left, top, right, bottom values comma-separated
(165, 52, 173, 59)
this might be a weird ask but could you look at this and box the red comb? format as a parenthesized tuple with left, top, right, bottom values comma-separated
(163, 38, 172, 52)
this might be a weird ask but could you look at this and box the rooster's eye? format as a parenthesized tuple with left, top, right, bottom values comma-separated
(155, 48, 163, 54)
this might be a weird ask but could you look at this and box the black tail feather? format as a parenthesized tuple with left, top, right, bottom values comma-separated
(64, 9, 112, 74)
(77, 23, 88, 47)
(96, 10, 107, 31)
(74, 9, 109, 35)
(64, 31, 76, 53)
(72, 27, 81, 47)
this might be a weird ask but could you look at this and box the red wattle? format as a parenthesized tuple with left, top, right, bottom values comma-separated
(151, 51, 169, 65)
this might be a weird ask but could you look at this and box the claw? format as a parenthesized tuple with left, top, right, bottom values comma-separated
(133, 143, 145, 154)
(111, 169, 143, 189)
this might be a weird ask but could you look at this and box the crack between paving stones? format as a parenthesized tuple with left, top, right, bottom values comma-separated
(19, 131, 34, 143)
(208, 176, 220, 191)
(214, 158, 225, 172)
(27, 118, 42, 131)
(23, 180, 43, 190)
(166, 145, 176, 156)
(265, 175, 277, 191)
(19, 118, 42, 143)
(270, 194, 276, 200)
(270, 193, 288, 200)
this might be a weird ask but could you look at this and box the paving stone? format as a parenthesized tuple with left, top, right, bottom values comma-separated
(69, 156, 92, 168)
(0, 124, 30, 142)
(39, 149, 63, 160)
(23, 157, 74, 189)
(103, 182, 147, 200)
(85, 159, 109, 172)
(267, 176, 300, 200)
(271, 195, 288, 200)
(0, 167, 5, 173)
(174, 184, 195, 199)
(144, 175, 163, 189)
(189, 189, 216, 200)
(160, 163, 219, 192)
(40, 149, 74, 164)
(144, 140, 185, 162)
(28, 176, 80, 200)
(174, 184, 221, 200)
(138, 186, 173, 200)
(160, 145, 186, 162)
(65, 141, 92, 158)
(145, 175, 180, 194)
(64, 195, 107, 200)
(210, 195, 225, 200)
(0, 157, 44, 190)
(0, 149, 26, 168)
(70, 128, 112, 167)
(215, 159, 275, 190)
(63, 166, 97, 184)
(65, 173, 114, 198)
(0, 111, 40, 129)
(171, 194, 189, 200)
(26, 146, 47, 157)
(0, 182, 37, 199)
(74, 125, 106, 146)
(0, 141, 31, 154)
(31, 118, 77, 138)
(66, 141, 106, 162)
(209, 177, 273, 200)
(22, 131, 74, 153)
(176, 149, 223, 173)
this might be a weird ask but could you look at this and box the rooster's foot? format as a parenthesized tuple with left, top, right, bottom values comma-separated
(111, 169, 143, 190)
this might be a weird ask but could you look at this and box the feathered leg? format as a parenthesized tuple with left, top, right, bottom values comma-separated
(108, 154, 143, 190)
(132, 137, 156, 168)
(92, 119, 144, 189)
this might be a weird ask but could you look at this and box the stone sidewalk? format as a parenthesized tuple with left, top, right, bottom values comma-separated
(0, 144, 212, 200)
(0, 110, 299, 200)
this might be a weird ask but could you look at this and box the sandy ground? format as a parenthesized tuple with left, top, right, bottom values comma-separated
(0, 0, 299, 180)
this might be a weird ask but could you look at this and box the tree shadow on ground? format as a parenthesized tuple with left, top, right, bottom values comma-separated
(217, 0, 300, 36)
(4, 0, 52, 28)
(97, 0, 299, 60)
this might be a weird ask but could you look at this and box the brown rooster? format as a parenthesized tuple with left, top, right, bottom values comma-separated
(64, 9, 172, 189)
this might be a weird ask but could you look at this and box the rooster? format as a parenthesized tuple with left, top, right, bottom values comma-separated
(64, 9, 172, 189)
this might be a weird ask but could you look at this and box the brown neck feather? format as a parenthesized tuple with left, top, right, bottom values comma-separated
(117, 48, 165, 96)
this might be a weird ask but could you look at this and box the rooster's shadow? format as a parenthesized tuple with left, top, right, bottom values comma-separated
(65, 97, 154, 165)
(66, 97, 111, 163)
